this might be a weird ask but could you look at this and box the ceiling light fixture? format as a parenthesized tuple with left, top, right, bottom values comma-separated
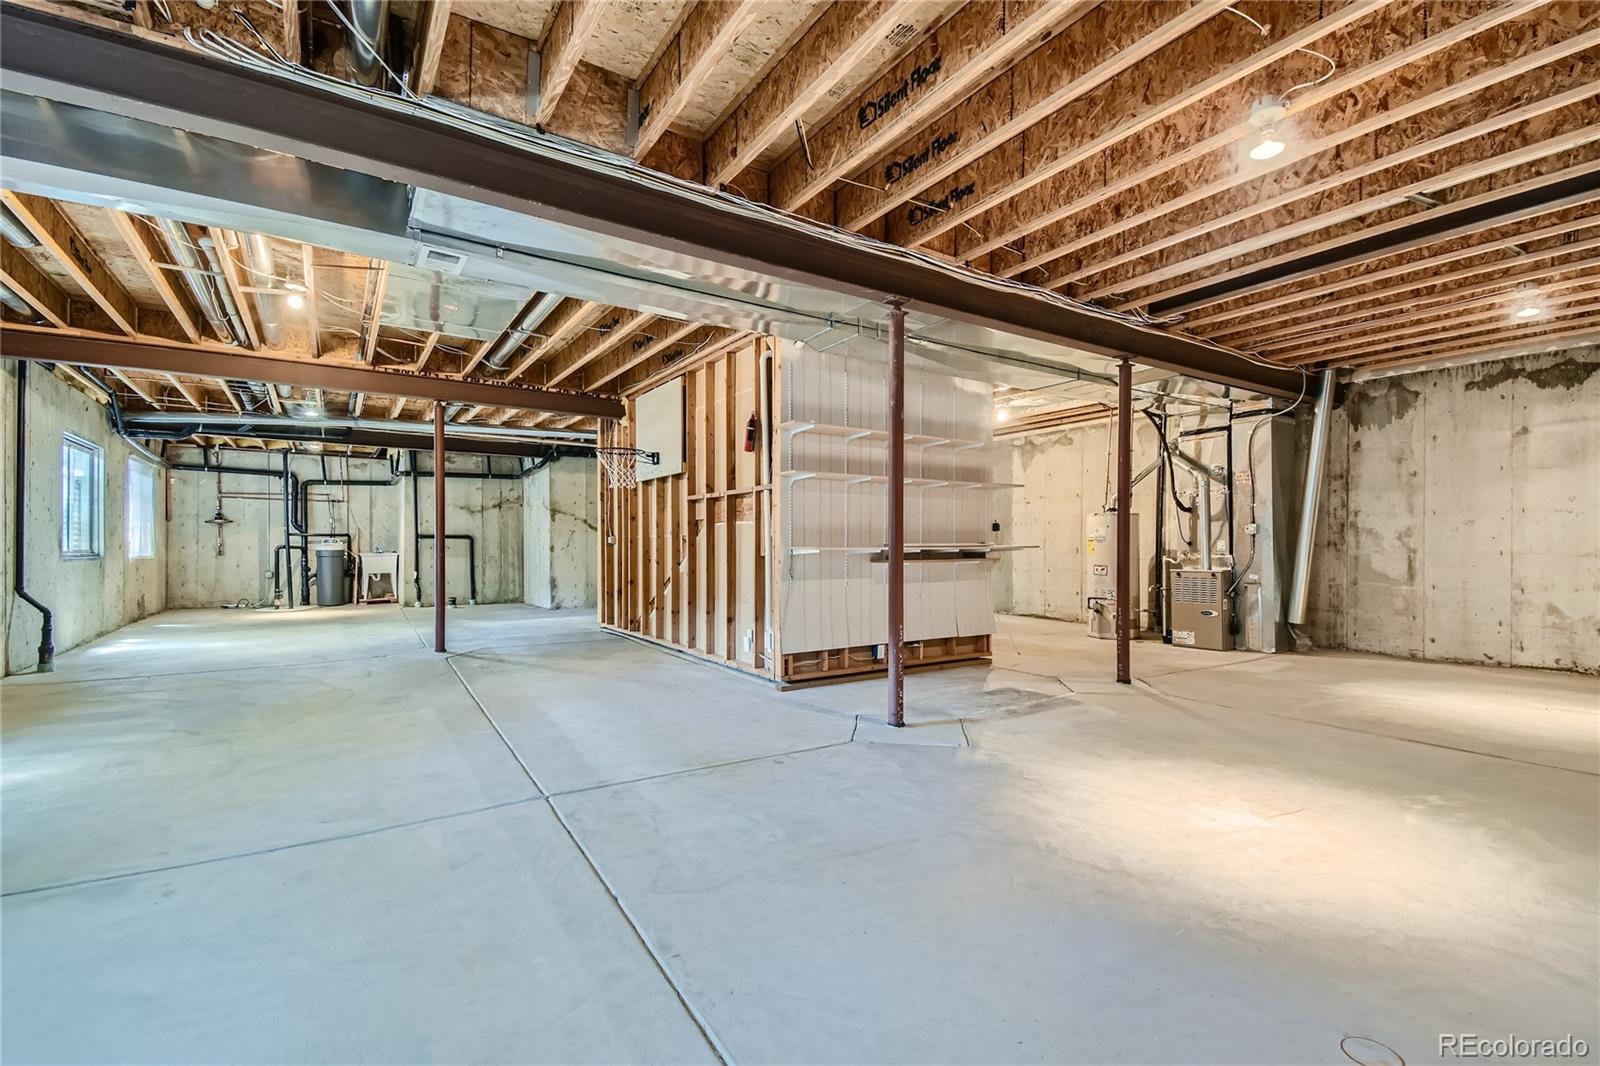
(994, 406, 1010, 423)
(1247, 96, 1289, 162)
(285, 292, 306, 310)
(1512, 285, 1544, 319)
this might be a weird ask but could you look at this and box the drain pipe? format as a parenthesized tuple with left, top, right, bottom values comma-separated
(12, 363, 55, 671)
(1287, 369, 1338, 630)
(482, 292, 563, 370)
(410, 449, 422, 606)
(281, 450, 294, 608)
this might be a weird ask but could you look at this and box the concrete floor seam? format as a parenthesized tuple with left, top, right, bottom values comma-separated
(1148, 684, 1600, 777)
(0, 648, 419, 690)
(0, 796, 546, 900)
(444, 656, 733, 1065)
(545, 739, 861, 801)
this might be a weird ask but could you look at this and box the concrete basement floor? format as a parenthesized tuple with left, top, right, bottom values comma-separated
(3, 606, 1596, 1064)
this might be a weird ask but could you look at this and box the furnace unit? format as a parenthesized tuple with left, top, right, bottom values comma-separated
(1170, 568, 1233, 651)
(1085, 511, 1139, 640)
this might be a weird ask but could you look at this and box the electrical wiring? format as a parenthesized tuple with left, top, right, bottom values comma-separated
(1282, 47, 1338, 99)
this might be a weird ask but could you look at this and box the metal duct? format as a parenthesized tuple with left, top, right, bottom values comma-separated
(197, 235, 252, 346)
(483, 291, 563, 369)
(1172, 450, 1214, 569)
(0, 201, 38, 247)
(344, 1, 389, 88)
(0, 280, 36, 317)
(243, 232, 284, 346)
(1287, 370, 1337, 627)
(158, 219, 233, 343)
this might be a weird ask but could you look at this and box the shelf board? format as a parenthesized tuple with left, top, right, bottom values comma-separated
(780, 420, 988, 450)
(779, 470, 1018, 490)
(788, 543, 1038, 557)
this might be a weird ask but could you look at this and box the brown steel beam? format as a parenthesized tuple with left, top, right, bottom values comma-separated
(0, 328, 625, 419)
(433, 401, 447, 653)
(886, 298, 906, 728)
(0, 5, 1303, 400)
(1115, 358, 1132, 685)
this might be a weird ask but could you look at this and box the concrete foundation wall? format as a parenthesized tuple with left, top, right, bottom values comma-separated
(2, 366, 167, 674)
(1307, 347, 1600, 673)
(524, 458, 597, 609)
(998, 347, 1599, 674)
(165, 449, 523, 609)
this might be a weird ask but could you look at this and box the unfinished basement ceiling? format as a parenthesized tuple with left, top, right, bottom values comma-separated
(1, 0, 1595, 452)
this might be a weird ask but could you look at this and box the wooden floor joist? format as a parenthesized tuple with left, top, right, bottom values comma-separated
(832, 0, 1220, 233)
(981, 1, 1542, 274)
(1188, 209, 1600, 331)
(1041, 24, 1600, 293)
(1065, 89, 1600, 296)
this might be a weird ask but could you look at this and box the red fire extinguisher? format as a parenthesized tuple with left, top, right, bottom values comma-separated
(744, 413, 758, 453)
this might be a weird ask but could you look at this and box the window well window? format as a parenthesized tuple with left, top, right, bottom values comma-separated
(61, 433, 103, 560)
(127, 458, 156, 559)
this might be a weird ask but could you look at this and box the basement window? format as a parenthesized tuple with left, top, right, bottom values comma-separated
(126, 458, 156, 560)
(60, 433, 103, 560)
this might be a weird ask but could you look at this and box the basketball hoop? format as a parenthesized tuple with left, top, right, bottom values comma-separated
(595, 447, 660, 488)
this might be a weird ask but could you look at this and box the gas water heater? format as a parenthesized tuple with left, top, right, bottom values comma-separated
(1085, 511, 1139, 640)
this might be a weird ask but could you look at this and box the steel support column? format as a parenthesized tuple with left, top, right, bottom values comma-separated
(433, 402, 447, 653)
(1116, 358, 1132, 685)
(886, 299, 907, 727)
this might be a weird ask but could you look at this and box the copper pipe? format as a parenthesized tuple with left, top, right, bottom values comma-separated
(433, 401, 447, 653)
(1115, 358, 1132, 685)
(886, 298, 907, 727)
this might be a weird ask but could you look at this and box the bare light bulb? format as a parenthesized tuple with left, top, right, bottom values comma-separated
(1249, 129, 1286, 161)
(1514, 304, 1542, 319)
(286, 292, 306, 310)
(994, 406, 1010, 423)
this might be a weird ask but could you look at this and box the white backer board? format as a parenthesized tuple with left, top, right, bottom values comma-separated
(635, 377, 684, 481)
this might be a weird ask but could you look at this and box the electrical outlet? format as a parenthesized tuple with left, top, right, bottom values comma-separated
(1245, 522, 1259, 535)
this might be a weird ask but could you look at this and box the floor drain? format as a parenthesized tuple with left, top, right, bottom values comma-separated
(1342, 1035, 1404, 1066)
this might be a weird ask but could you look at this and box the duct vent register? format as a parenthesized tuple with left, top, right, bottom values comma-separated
(1171, 569, 1233, 651)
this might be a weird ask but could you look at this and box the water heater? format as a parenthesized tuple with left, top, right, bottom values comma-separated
(1085, 511, 1139, 640)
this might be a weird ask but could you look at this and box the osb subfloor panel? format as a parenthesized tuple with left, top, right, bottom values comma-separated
(3, 607, 1596, 1063)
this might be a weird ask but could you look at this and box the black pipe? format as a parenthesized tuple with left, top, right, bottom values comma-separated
(410, 450, 422, 606)
(295, 475, 396, 534)
(272, 543, 306, 606)
(418, 533, 477, 604)
(402, 467, 524, 481)
(281, 451, 294, 608)
(167, 462, 284, 478)
(1154, 411, 1168, 644)
(12, 362, 54, 671)
(1225, 402, 1239, 638)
